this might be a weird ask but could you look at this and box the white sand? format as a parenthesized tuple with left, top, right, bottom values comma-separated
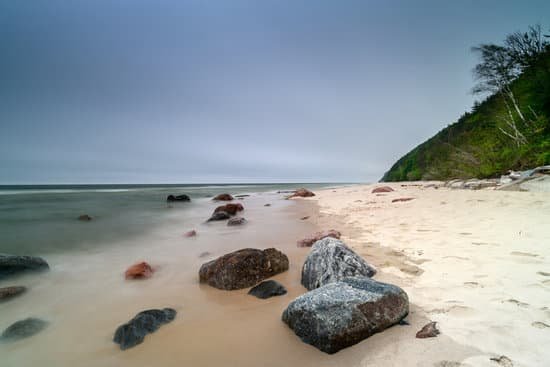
(313, 183, 550, 367)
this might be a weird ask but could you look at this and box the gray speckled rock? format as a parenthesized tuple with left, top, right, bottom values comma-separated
(0, 254, 49, 279)
(113, 308, 176, 350)
(1, 318, 48, 342)
(282, 277, 409, 354)
(248, 280, 287, 299)
(301, 238, 376, 290)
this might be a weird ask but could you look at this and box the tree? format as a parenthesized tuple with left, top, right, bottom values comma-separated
(471, 25, 549, 146)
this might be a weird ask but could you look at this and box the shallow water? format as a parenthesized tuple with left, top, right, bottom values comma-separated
(0, 184, 369, 367)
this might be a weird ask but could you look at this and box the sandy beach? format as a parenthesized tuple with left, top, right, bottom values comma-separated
(310, 183, 550, 366)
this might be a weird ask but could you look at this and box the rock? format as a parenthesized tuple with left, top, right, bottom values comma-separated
(227, 217, 247, 226)
(463, 179, 498, 190)
(0, 286, 27, 302)
(416, 321, 440, 338)
(235, 194, 250, 198)
(282, 276, 409, 354)
(264, 203, 271, 207)
(184, 230, 197, 237)
(167, 194, 191, 202)
(301, 238, 376, 290)
(212, 193, 233, 201)
(214, 203, 244, 215)
(372, 186, 394, 193)
(206, 211, 231, 222)
(199, 251, 211, 258)
(392, 197, 415, 203)
(78, 214, 93, 221)
(1, 318, 48, 342)
(297, 229, 341, 247)
(287, 188, 315, 199)
(0, 254, 49, 280)
(300, 216, 310, 220)
(248, 280, 287, 299)
(113, 308, 176, 350)
(199, 248, 289, 290)
(490, 355, 513, 367)
(125, 262, 154, 280)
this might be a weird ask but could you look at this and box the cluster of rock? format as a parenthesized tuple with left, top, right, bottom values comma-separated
(206, 196, 247, 226)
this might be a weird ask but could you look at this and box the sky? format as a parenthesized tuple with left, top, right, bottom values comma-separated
(1, 0, 549, 184)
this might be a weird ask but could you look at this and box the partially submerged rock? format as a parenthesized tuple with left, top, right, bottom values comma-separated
(167, 194, 191, 202)
(113, 308, 176, 350)
(206, 211, 231, 222)
(0, 254, 49, 279)
(372, 186, 394, 193)
(301, 238, 376, 290)
(0, 286, 27, 302)
(1, 317, 48, 342)
(184, 230, 197, 237)
(214, 203, 244, 215)
(248, 280, 287, 299)
(125, 262, 154, 280)
(297, 229, 341, 247)
(199, 248, 289, 290)
(212, 193, 234, 201)
(227, 217, 247, 226)
(282, 277, 409, 354)
(287, 188, 315, 199)
(78, 214, 93, 221)
(416, 321, 440, 338)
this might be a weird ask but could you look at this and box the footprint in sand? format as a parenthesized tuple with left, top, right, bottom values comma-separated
(537, 271, 550, 276)
(463, 281, 482, 288)
(443, 256, 469, 261)
(511, 251, 539, 257)
(505, 299, 529, 307)
(434, 361, 464, 367)
(490, 355, 513, 366)
(531, 321, 550, 329)
(459, 232, 472, 236)
(542, 279, 550, 285)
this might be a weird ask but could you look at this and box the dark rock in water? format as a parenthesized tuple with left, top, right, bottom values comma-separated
(199, 251, 211, 258)
(301, 238, 376, 290)
(282, 277, 409, 354)
(300, 216, 309, 220)
(0, 254, 49, 280)
(0, 286, 27, 302)
(214, 203, 244, 215)
(248, 280, 287, 299)
(1, 318, 48, 342)
(199, 248, 289, 290)
(398, 319, 410, 326)
(416, 321, 440, 338)
(372, 186, 394, 193)
(212, 193, 233, 201)
(227, 217, 247, 226)
(235, 194, 250, 198)
(167, 194, 191, 202)
(78, 214, 93, 221)
(287, 188, 315, 199)
(206, 211, 231, 222)
(264, 203, 271, 207)
(113, 308, 176, 350)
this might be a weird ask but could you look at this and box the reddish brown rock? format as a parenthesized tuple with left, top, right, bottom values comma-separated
(416, 321, 440, 338)
(212, 193, 233, 201)
(214, 203, 244, 215)
(125, 262, 154, 280)
(199, 248, 289, 290)
(287, 188, 315, 199)
(184, 230, 197, 237)
(372, 186, 394, 193)
(392, 197, 415, 203)
(297, 230, 341, 247)
(0, 286, 27, 302)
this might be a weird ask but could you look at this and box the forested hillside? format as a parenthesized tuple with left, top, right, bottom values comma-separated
(383, 26, 550, 182)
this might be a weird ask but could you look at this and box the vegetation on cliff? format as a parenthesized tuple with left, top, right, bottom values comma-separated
(383, 25, 550, 182)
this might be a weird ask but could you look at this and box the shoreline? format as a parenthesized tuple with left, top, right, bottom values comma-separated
(312, 182, 550, 366)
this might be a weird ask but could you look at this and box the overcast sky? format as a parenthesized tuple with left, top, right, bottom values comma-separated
(1, 0, 548, 184)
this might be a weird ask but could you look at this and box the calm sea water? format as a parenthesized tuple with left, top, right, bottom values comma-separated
(0, 183, 337, 255)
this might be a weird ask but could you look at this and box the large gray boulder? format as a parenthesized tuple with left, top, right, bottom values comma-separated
(0, 254, 49, 279)
(282, 277, 409, 354)
(301, 238, 376, 290)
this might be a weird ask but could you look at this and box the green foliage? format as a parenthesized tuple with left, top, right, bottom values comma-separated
(382, 49, 550, 182)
